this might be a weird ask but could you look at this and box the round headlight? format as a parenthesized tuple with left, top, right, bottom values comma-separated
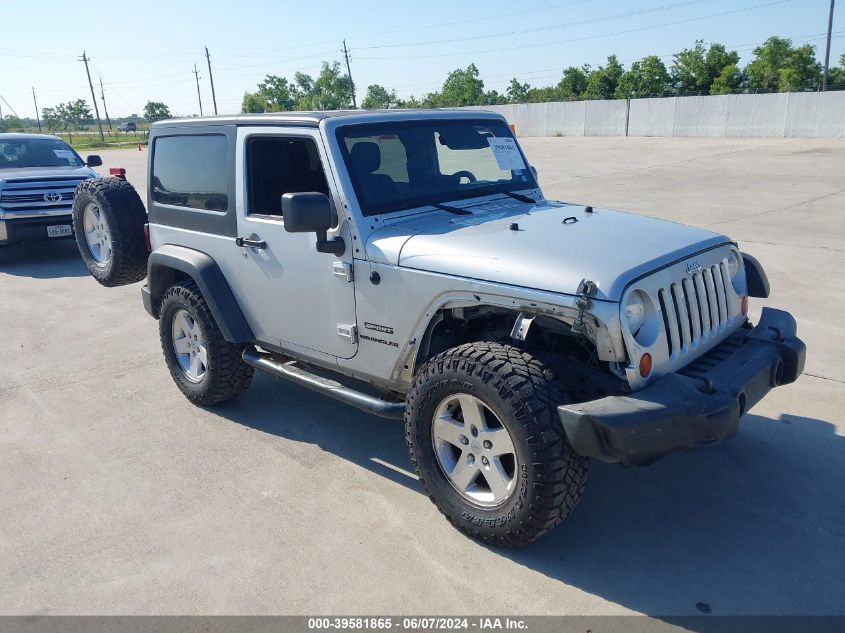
(625, 291, 645, 334)
(727, 251, 741, 279)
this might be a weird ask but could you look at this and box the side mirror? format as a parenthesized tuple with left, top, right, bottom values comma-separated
(281, 192, 345, 256)
(529, 165, 538, 183)
(86, 155, 103, 167)
(282, 192, 332, 233)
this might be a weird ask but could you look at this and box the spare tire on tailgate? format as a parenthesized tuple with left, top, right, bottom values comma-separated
(73, 177, 148, 287)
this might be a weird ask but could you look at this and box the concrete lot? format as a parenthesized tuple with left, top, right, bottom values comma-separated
(1, 138, 843, 616)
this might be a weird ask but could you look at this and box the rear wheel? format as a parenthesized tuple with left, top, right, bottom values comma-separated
(159, 280, 254, 405)
(405, 342, 588, 547)
(73, 177, 148, 287)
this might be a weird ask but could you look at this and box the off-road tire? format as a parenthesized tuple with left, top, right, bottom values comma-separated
(159, 280, 254, 405)
(72, 177, 148, 287)
(405, 342, 588, 547)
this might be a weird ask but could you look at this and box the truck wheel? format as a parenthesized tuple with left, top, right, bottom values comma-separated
(72, 177, 148, 287)
(405, 342, 587, 547)
(159, 280, 254, 405)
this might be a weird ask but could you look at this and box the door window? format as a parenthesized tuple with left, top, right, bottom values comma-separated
(246, 136, 329, 217)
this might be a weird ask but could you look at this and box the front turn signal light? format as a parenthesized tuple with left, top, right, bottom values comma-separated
(740, 295, 749, 316)
(639, 353, 653, 378)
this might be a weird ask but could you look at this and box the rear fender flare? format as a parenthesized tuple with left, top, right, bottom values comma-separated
(146, 244, 253, 343)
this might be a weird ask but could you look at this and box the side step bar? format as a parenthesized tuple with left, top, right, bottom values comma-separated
(242, 346, 405, 420)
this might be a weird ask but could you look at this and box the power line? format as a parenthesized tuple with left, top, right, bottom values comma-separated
(355, 0, 796, 61)
(357, 0, 717, 51)
(90, 62, 136, 111)
(0, 94, 19, 118)
(205, 46, 218, 115)
(200, 0, 596, 55)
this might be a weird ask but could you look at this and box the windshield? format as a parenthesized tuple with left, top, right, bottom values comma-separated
(337, 119, 537, 216)
(0, 137, 84, 169)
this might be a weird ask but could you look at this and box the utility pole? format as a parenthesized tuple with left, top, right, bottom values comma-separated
(823, 0, 836, 91)
(99, 77, 112, 133)
(32, 87, 41, 133)
(342, 39, 356, 109)
(205, 46, 218, 115)
(192, 64, 204, 116)
(80, 51, 105, 144)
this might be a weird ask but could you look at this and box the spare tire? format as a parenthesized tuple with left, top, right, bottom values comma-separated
(73, 177, 148, 287)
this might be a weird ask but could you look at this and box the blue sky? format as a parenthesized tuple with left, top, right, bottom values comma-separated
(1, 0, 843, 118)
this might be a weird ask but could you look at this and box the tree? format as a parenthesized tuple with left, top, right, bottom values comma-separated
(241, 91, 269, 113)
(144, 101, 172, 123)
(403, 95, 423, 109)
(506, 78, 531, 103)
(710, 64, 742, 95)
(778, 45, 822, 92)
(615, 55, 671, 98)
(242, 75, 297, 112)
(746, 37, 822, 93)
(583, 55, 625, 100)
(0, 115, 24, 132)
(556, 66, 589, 100)
(829, 54, 845, 89)
(427, 64, 485, 107)
(362, 84, 402, 109)
(482, 90, 508, 105)
(294, 62, 354, 110)
(672, 41, 739, 95)
(42, 107, 61, 132)
(65, 99, 93, 129)
(526, 86, 559, 103)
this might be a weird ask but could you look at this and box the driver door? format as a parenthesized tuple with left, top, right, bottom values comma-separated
(229, 127, 358, 360)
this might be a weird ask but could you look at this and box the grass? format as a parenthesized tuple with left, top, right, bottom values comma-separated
(60, 131, 148, 151)
(11, 126, 149, 151)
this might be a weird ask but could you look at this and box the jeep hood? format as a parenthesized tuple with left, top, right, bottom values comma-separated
(366, 201, 731, 301)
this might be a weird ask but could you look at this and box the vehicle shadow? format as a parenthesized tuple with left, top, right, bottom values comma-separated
(0, 240, 88, 278)
(214, 372, 845, 617)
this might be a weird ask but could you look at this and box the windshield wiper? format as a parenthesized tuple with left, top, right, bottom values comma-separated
(432, 203, 472, 215)
(502, 191, 536, 204)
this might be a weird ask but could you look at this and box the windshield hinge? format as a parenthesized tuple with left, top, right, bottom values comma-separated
(332, 261, 353, 283)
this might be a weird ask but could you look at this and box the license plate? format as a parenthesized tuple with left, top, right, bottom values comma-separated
(47, 225, 72, 238)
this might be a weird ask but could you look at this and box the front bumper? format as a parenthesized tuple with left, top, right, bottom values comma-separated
(558, 308, 806, 466)
(0, 215, 74, 245)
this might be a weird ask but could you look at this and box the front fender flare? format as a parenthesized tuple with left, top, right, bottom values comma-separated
(145, 244, 254, 343)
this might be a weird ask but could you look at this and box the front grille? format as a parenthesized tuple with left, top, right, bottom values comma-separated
(657, 262, 732, 359)
(0, 178, 85, 212)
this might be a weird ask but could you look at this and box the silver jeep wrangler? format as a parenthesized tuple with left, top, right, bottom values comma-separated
(72, 110, 805, 547)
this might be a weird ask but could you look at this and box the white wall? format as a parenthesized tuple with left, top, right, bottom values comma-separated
(469, 91, 845, 138)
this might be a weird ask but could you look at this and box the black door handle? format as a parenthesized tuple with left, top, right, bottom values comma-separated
(236, 236, 267, 249)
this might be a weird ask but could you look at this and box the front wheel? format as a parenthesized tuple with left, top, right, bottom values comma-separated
(405, 342, 588, 547)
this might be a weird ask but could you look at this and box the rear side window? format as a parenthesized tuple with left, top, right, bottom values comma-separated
(152, 135, 228, 211)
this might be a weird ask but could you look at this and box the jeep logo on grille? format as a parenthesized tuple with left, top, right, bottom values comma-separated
(686, 261, 702, 274)
(43, 192, 62, 203)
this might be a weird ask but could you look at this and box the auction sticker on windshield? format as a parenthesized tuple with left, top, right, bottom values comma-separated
(487, 137, 525, 171)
